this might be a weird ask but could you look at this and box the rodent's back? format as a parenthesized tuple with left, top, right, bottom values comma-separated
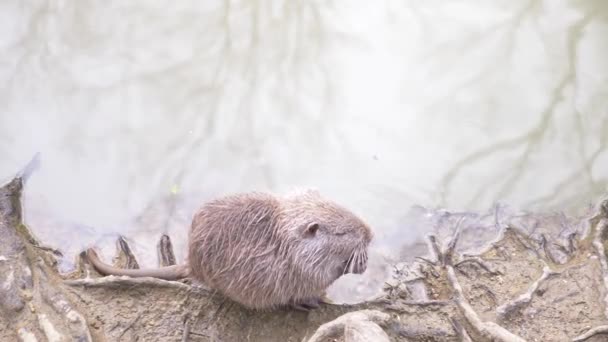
(188, 193, 302, 309)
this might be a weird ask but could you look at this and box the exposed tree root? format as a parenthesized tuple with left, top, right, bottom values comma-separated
(369, 298, 449, 307)
(539, 234, 560, 264)
(415, 256, 438, 266)
(496, 265, 558, 320)
(450, 318, 473, 342)
(306, 310, 390, 342)
(392, 299, 450, 307)
(592, 219, 608, 319)
(37, 259, 93, 341)
(382, 299, 450, 314)
(427, 235, 443, 264)
(572, 325, 608, 341)
(64, 275, 193, 290)
(447, 266, 526, 342)
(427, 229, 527, 342)
(181, 317, 191, 342)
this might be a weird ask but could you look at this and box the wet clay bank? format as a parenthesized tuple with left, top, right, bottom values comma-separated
(3, 171, 608, 341)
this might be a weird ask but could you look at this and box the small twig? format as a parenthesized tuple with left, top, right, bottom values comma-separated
(118, 314, 142, 339)
(552, 242, 570, 257)
(496, 265, 558, 320)
(592, 219, 608, 319)
(455, 257, 502, 276)
(473, 283, 499, 305)
(415, 256, 437, 266)
(396, 299, 449, 306)
(65, 275, 192, 291)
(383, 299, 450, 312)
(566, 232, 578, 254)
(539, 234, 559, 264)
(508, 227, 542, 259)
(421, 264, 440, 278)
(427, 235, 442, 264)
(32, 245, 63, 257)
(444, 217, 465, 265)
(572, 325, 608, 341)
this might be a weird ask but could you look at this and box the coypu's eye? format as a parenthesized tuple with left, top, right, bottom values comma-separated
(305, 223, 319, 237)
(335, 232, 347, 236)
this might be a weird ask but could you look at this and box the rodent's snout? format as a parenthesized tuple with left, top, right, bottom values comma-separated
(353, 252, 368, 274)
(344, 250, 368, 274)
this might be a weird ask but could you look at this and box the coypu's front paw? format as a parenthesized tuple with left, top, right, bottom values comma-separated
(291, 297, 322, 312)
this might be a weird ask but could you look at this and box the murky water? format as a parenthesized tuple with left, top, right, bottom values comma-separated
(1, 0, 607, 302)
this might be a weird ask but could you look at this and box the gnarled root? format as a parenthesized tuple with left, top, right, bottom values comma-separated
(447, 266, 526, 342)
(306, 310, 391, 342)
(427, 228, 527, 342)
(496, 265, 558, 320)
(450, 318, 473, 342)
(65, 275, 192, 291)
(572, 325, 608, 341)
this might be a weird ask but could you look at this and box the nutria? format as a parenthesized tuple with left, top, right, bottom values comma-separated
(86, 189, 373, 310)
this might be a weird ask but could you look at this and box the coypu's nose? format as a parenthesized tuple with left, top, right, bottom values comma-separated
(351, 258, 367, 274)
(344, 251, 368, 274)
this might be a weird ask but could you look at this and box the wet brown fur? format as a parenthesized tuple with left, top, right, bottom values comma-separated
(87, 190, 373, 310)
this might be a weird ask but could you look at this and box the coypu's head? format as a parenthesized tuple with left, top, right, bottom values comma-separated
(282, 190, 373, 284)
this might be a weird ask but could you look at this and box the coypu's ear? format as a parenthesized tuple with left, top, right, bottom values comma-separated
(305, 222, 319, 237)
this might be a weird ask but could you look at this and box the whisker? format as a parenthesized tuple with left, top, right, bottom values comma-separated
(359, 252, 367, 270)
(343, 251, 355, 275)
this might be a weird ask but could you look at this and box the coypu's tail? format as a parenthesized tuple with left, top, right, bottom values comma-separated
(86, 248, 188, 280)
